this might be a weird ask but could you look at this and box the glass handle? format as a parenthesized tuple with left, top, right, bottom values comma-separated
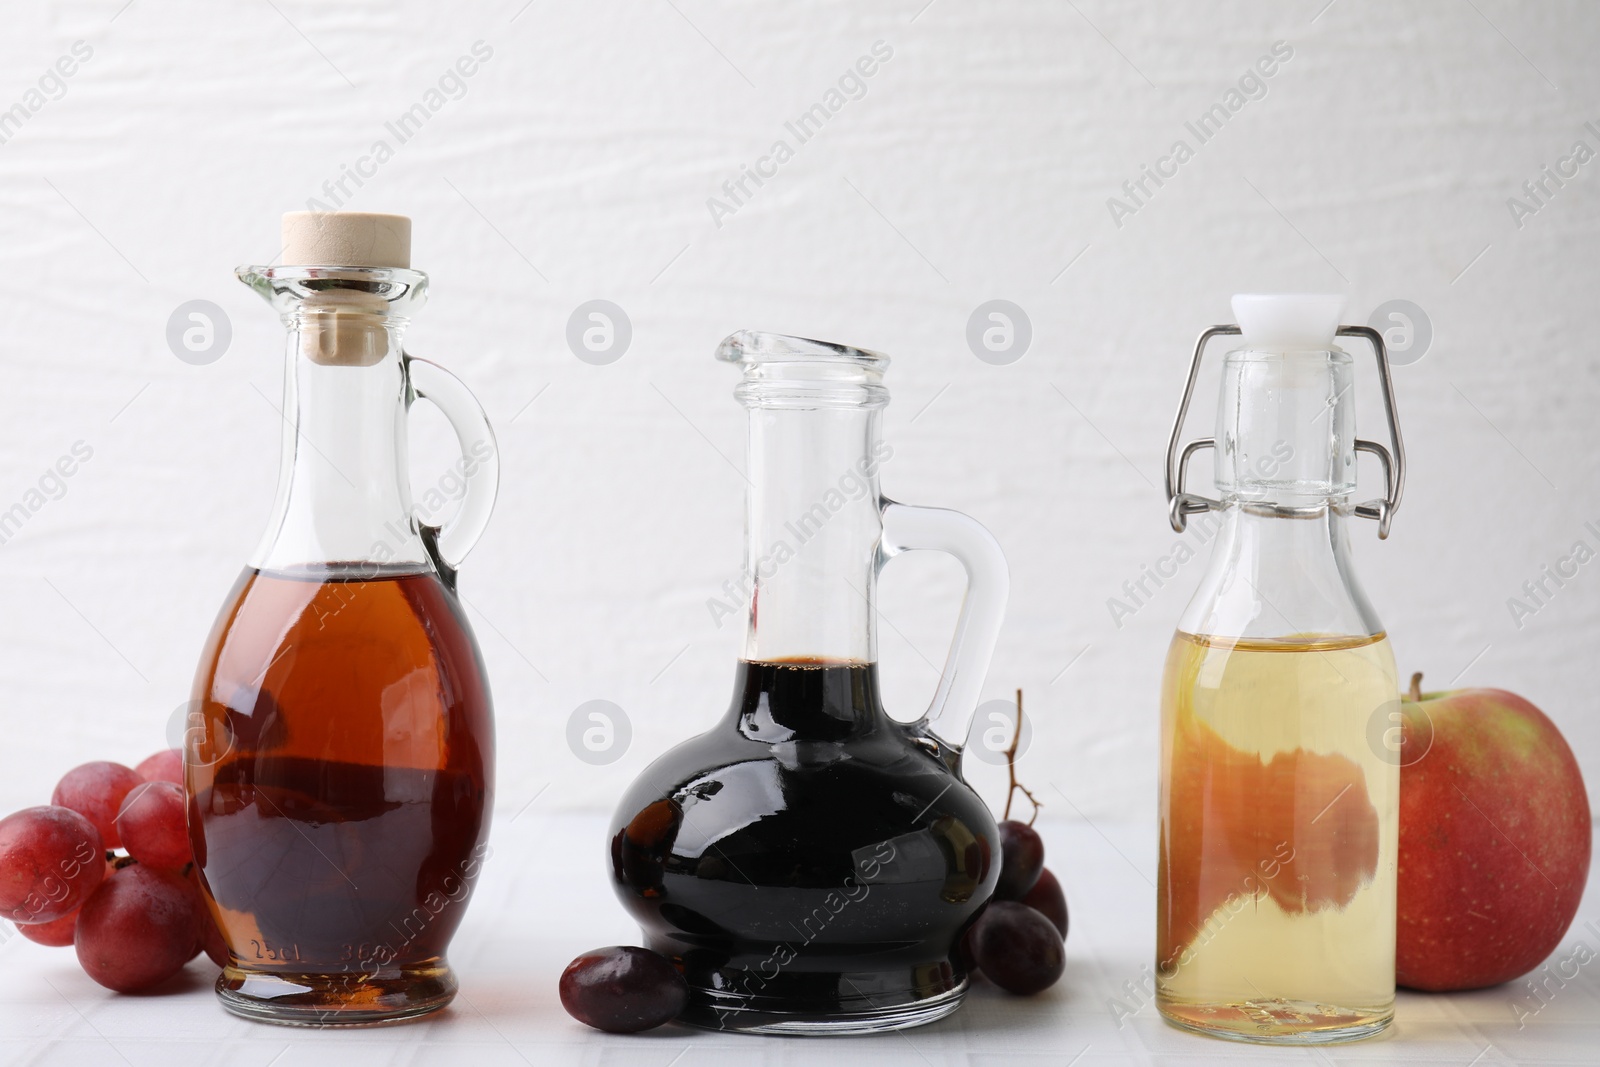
(880, 500, 1009, 751)
(405, 354, 499, 585)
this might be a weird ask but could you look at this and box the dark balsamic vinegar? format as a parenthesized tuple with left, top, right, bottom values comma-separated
(609, 659, 997, 1030)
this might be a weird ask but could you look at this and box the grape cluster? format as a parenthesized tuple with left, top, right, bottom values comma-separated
(0, 751, 229, 992)
(962, 820, 1069, 995)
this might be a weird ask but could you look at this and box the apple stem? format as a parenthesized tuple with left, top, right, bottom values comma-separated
(1408, 672, 1423, 703)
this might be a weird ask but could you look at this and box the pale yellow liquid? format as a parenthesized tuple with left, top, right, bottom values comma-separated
(1157, 632, 1398, 1043)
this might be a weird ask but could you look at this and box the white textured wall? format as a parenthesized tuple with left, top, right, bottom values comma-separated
(0, 0, 1595, 823)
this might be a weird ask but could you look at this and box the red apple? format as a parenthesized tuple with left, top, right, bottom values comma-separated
(1396, 674, 1591, 991)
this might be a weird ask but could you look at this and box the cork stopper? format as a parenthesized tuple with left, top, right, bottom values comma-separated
(296, 289, 389, 366)
(279, 212, 410, 366)
(281, 211, 411, 269)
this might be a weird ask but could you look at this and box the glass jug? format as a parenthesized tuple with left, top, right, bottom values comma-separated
(609, 331, 1009, 1034)
(1158, 294, 1406, 1043)
(187, 212, 499, 1025)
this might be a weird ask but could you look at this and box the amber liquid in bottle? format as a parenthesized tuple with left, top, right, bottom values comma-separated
(189, 563, 493, 1023)
(1157, 631, 1398, 1042)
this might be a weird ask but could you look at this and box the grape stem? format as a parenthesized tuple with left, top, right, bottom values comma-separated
(1001, 688, 1042, 825)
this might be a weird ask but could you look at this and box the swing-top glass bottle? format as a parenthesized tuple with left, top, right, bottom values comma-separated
(1158, 294, 1408, 1043)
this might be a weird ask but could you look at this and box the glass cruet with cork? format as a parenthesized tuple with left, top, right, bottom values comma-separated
(607, 331, 1010, 1034)
(186, 211, 499, 1025)
(1157, 293, 1407, 1043)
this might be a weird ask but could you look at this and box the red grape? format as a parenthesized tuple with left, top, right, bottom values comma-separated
(198, 906, 229, 968)
(52, 762, 143, 849)
(560, 946, 687, 1033)
(0, 806, 105, 924)
(135, 749, 184, 785)
(17, 908, 79, 947)
(184, 866, 229, 968)
(995, 820, 1045, 899)
(115, 782, 190, 871)
(1019, 866, 1068, 939)
(74, 864, 202, 993)
(970, 901, 1064, 995)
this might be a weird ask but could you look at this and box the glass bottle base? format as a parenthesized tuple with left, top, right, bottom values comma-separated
(679, 977, 967, 1035)
(1158, 996, 1392, 1044)
(215, 963, 457, 1027)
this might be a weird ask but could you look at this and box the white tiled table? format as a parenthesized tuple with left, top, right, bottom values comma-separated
(3, 815, 1595, 1066)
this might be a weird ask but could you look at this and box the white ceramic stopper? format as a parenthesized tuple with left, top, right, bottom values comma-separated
(1231, 293, 1344, 351)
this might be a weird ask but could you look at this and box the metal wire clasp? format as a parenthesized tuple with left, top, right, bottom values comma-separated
(1163, 324, 1407, 539)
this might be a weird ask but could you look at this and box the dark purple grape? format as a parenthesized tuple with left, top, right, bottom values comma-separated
(971, 901, 1064, 995)
(1020, 866, 1068, 939)
(560, 946, 687, 1033)
(995, 820, 1044, 899)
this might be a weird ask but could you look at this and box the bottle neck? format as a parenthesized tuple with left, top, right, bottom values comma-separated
(728, 660, 883, 741)
(1214, 348, 1356, 509)
(1179, 504, 1383, 640)
(1180, 344, 1381, 640)
(739, 404, 890, 663)
(252, 316, 427, 574)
